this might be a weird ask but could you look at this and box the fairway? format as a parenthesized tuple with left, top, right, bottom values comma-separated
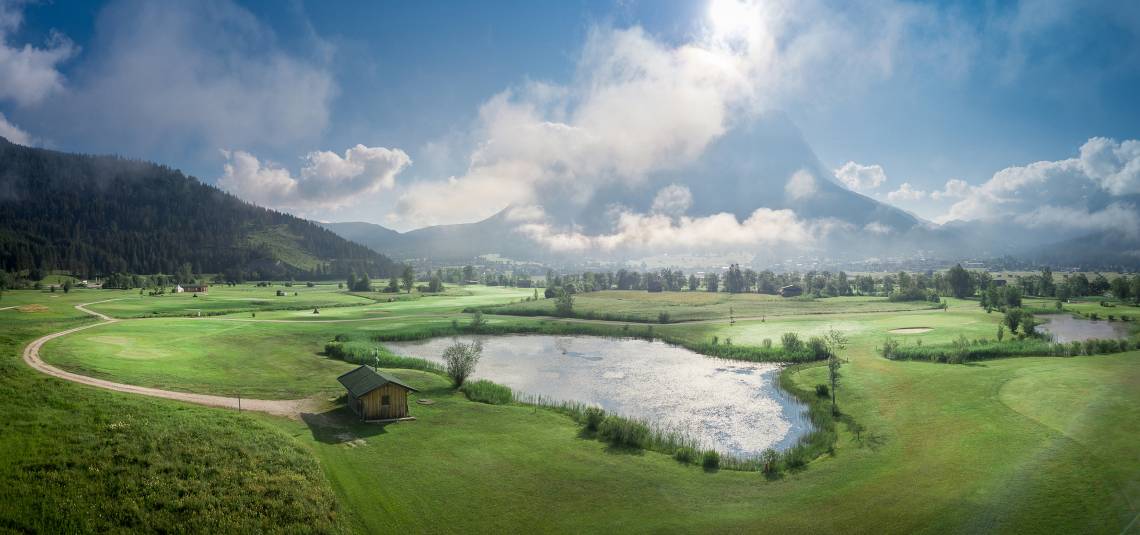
(9, 286, 1140, 533)
(483, 290, 941, 322)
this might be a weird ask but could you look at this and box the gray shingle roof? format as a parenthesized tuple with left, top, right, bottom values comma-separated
(337, 366, 419, 398)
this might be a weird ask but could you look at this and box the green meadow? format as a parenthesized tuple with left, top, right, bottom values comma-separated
(5, 285, 1139, 533)
(481, 289, 940, 322)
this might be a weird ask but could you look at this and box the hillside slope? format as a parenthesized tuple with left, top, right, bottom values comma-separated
(0, 137, 399, 279)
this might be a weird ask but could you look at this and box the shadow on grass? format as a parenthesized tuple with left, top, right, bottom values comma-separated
(839, 413, 887, 452)
(300, 406, 393, 445)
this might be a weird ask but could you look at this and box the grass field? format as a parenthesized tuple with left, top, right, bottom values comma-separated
(6, 285, 1139, 533)
(0, 290, 348, 533)
(481, 290, 940, 322)
(84, 283, 373, 318)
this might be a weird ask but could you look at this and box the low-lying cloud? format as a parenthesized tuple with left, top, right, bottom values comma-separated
(218, 145, 410, 211)
(516, 207, 817, 254)
(938, 137, 1140, 236)
(834, 161, 887, 191)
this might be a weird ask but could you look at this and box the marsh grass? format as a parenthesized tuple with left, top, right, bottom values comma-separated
(881, 335, 1137, 363)
(460, 379, 513, 404)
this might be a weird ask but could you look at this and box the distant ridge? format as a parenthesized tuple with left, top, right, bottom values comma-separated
(0, 136, 400, 279)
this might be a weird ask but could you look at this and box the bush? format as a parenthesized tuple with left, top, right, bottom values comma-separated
(442, 340, 483, 388)
(658, 311, 671, 324)
(807, 337, 829, 359)
(701, 450, 720, 470)
(460, 380, 513, 405)
(761, 448, 780, 475)
(781, 332, 803, 353)
(597, 416, 650, 449)
(880, 338, 900, 359)
(762, 338, 772, 349)
(673, 447, 696, 464)
(815, 384, 830, 398)
(583, 406, 606, 432)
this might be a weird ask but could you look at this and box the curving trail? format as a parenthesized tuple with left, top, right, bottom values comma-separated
(22, 300, 317, 418)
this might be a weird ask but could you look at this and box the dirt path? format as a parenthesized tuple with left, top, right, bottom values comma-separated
(21, 301, 318, 418)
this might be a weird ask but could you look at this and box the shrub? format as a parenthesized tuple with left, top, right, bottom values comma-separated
(815, 384, 830, 398)
(879, 338, 900, 359)
(701, 450, 720, 470)
(762, 338, 772, 349)
(597, 416, 650, 449)
(673, 447, 696, 464)
(761, 448, 780, 475)
(1090, 312, 1100, 320)
(469, 310, 486, 331)
(807, 337, 829, 359)
(583, 406, 606, 432)
(442, 340, 483, 388)
(781, 332, 803, 353)
(658, 311, 671, 324)
(460, 380, 513, 405)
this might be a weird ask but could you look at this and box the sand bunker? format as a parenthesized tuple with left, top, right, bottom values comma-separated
(17, 304, 48, 313)
(889, 327, 932, 334)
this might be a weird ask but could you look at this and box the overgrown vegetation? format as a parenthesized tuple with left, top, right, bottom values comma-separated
(881, 335, 1136, 363)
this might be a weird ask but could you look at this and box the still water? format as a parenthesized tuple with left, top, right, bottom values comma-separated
(1037, 314, 1132, 343)
(385, 335, 811, 456)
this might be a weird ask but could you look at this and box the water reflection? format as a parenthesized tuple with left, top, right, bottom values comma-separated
(385, 335, 812, 456)
(1037, 314, 1132, 343)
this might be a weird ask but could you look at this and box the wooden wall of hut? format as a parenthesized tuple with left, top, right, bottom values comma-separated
(357, 384, 409, 420)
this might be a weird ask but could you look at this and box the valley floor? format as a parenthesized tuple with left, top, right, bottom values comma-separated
(1, 286, 1137, 533)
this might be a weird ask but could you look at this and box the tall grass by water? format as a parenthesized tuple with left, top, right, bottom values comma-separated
(881, 334, 1136, 363)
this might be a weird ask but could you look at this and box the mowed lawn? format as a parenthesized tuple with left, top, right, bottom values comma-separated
(85, 283, 373, 318)
(10, 288, 1140, 533)
(268, 347, 1139, 533)
(483, 290, 940, 322)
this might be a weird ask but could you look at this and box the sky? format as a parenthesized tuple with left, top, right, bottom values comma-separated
(1, 0, 1138, 235)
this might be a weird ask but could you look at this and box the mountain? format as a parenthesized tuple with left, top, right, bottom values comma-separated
(0, 137, 400, 280)
(325, 113, 953, 264)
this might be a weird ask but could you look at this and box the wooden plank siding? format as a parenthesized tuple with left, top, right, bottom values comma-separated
(357, 383, 409, 420)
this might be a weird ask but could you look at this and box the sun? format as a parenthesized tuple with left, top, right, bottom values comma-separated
(706, 0, 753, 37)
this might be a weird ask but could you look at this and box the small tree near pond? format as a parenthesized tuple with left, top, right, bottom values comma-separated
(555, 288, 574, 317)
(443, 340, 483, 388)
(824, 329, 848, 416)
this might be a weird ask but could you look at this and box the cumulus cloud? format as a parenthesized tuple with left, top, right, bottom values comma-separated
(1078, 137, 1140, 195)
(218, 145, 410, 211)
(785, 169, 817, 200)
(0, 111, 31, 145)
(516, 207, 817, 254)
(43, 0, 334, 152)
(886, 182, 926, 202)
(834, 161, 887, 191)
(391, 0, 976, 228)
(0, 0, 77, 106)
(938, 137, 1140, 235)
(930, 178, 969, 200)
(650, 184, 693, 216)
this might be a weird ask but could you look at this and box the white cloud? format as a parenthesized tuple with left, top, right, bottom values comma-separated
(834, 161, 887, 191)
(46, 0, 334, 151)
(886, 182, 926, 202)
(218, 145, 410, 211)
(938, 137, 1140, 235)
(390, 1, 976, 228)
(930, 178, 969, 200)
(785, 169, 817, 200)
(517, 207, 817, 254)
(1078, 137, 1140, 195)
(0, 1, 77, 106)
(0, 111, 31, 145)
(650, 184, 693, 216)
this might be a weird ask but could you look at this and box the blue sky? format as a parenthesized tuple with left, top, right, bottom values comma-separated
(1, 0, 1138, 233)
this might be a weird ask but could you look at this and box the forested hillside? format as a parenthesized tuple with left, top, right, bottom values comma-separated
(0, 137, 399, 280)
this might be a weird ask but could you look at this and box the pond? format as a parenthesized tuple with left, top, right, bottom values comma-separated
(385, 335, 812, 457)
(1036, 314, 1132, 343)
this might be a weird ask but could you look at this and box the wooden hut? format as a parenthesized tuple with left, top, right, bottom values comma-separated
(337, 366, 418, 421)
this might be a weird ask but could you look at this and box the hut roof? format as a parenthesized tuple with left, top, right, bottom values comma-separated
(337, 366, 419, 398)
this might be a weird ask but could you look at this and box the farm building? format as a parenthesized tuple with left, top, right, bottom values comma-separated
(779, 284, 803, 297)
(174, 284, 209, 293)
(337, 366, 418, 421)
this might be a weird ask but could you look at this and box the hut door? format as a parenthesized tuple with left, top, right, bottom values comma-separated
(380, 394, 391, 419)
